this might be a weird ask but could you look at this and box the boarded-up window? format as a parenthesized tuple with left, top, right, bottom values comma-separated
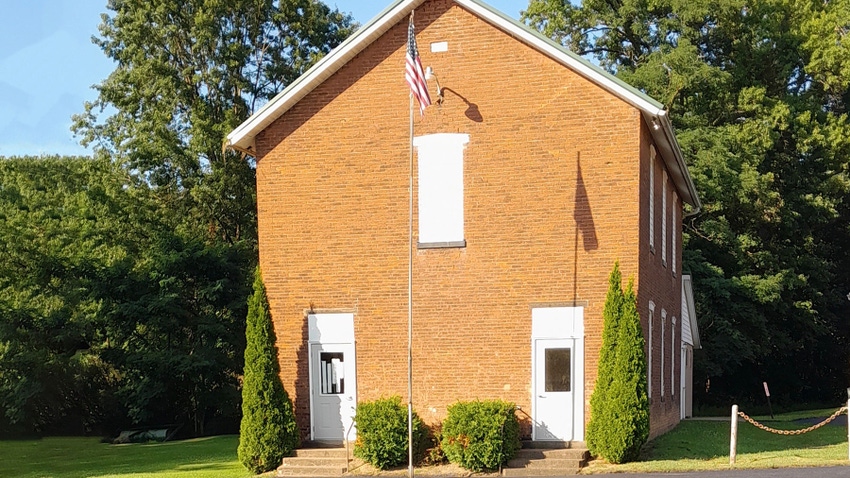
(414, 133, 470, 246)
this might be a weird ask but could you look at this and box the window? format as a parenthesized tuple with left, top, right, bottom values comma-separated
(414, 133, 470, 247)
(671, 317, 677, 397)
(649, 147, 656, 251)
(648, 301, 655, 399)
(662, 170, 668, 267)
(319, 352, 345, 395)
(661, 309, 667, 400)
(672, 193, 677, 276)
(545, 348, 572, 392)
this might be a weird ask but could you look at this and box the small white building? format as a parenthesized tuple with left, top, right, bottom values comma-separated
(680, 275, 702, 418)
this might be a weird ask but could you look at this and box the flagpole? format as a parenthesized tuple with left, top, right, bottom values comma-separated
(407, 84, 415, 478)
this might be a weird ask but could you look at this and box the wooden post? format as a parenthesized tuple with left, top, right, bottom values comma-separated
(730, 404, 738, 467)
(846, 398, 849, 462)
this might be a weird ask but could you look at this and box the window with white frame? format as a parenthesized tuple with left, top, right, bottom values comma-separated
(649, 147, 656, 252)
(662, 170, 668, 267)
(671, 316, 677, 396)
(672, 192, 677, 276)
(648, 301, 655, 400)
(413, 133, 470, 247)
(661, 309, 667, 400)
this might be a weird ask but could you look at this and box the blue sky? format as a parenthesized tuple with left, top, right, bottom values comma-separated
(0, 0, 528, 157)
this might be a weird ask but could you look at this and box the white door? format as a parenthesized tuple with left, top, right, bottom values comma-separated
(310, 342, 356, 441)
(533, 338, 576, 441)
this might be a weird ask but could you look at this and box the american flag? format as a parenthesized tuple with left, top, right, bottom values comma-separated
(405, 15, 431, 115)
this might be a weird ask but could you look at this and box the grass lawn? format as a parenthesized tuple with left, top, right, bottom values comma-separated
(583, 408, 850, 474)
(2, 408, 846, 477)
(0, 435, 264, 478)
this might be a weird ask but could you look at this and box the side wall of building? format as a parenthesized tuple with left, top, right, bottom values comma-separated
(638, 120, 683, 438)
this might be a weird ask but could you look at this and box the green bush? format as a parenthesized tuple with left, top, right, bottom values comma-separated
(354, 396, 427, 469)
(586, 264, 649, 463)
(440, 400, 520, 471)
(237, 268, 299, 473)
(585, 262, 623, 458)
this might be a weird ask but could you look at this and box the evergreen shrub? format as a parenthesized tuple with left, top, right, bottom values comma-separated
(585, 262, 623, 458)
(440, 400, 520, 471)
(237, 268, 299, 473)
(585, 263, 649, 463)
(354, 396, 427, 470)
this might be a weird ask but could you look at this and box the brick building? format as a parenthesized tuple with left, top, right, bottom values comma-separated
(226, 0, 701, 444)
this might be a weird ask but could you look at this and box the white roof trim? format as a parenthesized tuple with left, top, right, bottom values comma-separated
(225, 0, 700, 208)
(226, 0, 427, 150)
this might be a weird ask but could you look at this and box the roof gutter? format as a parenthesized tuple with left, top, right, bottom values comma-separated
(657, 110, 701, 217)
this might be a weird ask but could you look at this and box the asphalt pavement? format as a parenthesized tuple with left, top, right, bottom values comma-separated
(606, 466, 849, 478)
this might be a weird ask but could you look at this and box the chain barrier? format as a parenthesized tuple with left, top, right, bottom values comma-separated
(737, 406, 848, 436)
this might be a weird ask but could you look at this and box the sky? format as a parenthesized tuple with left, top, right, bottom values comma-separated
(0, 0, 529, 157)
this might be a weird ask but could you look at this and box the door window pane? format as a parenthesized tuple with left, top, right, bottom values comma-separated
(545, 348, 571, 392)
(319, 352, 344, 394)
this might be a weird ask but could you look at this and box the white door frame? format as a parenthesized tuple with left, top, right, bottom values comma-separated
(531, 306, 584, 441)
(307, 313, 356, 441)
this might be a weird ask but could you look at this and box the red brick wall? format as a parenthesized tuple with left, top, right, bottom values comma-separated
(638, 121, 684, 439)
(254, 0, 681, 441)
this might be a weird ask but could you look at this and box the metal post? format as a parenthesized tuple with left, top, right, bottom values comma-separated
(730, 404, 738, 467)
(407, 87, 414, 478)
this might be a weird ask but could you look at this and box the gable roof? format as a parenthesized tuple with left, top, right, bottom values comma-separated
(225, 0, 701, 210)
(681, 275, 701, 349)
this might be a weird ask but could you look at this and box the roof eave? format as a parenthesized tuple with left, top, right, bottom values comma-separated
(653, 111, 702, 210)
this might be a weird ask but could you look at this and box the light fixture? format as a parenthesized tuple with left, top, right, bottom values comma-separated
(424, 66, 443, 104)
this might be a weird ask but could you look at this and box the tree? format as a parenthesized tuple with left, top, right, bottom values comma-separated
(586, 266, 648, 463)
(0, 155, 250, 435)
(524, 0, 850, 407)
(73, 0, 355, 244)
(238, 268, 297, 473)
(606, 280, 649, 463)
(585, 262, 623, 456)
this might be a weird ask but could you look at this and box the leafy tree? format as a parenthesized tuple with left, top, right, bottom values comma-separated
(238, 268, 297, 473)
(524, 0, 850, 407)
(73, 0, 354, 245)
(0, 156, 250, 435)
(0, 156, 140, 433)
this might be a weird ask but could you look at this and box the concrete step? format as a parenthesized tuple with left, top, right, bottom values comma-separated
(503, 444, 588, 476)
(293, 448, 347, 458)
(506, 457, 583, 470)
(281, 457, 348, 467)
(278, 448, 348, 477)
(502, 466, 581, 476)
(521, 440, 586, 449)
(514, 448, 588, 460)
(277, 464, 346, 477)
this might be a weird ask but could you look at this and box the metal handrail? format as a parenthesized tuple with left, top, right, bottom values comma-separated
(344, 416, 357, 472)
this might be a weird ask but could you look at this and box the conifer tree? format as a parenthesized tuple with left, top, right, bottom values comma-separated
(238, 268, 298, 473)
(585, 262, 623, 457)
(606, 280, 650, 463)
(586, 264, 649, 463)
